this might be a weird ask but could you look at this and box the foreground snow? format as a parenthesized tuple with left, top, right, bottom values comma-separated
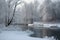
(0, 24, 56, 40)
(0, 31, 56, 40)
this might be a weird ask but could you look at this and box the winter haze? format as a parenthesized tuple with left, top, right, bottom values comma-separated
(0, 0, 60, 40)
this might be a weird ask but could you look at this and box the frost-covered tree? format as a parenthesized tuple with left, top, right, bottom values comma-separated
(33, 0, 40, 22)
(39, 0, 56, 22)
(39, 0, 60, 22)
(23, 2, 34, 24)
(54, 1, 60, 20)
(23, 0, 39, 24)
(0, 0, 7, 24)
(5, 0, 22, 26)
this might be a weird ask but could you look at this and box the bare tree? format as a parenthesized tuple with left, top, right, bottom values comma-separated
(5, 0, 22, 26)
(23, 0, 39, 24)
(39, 0, 57, 22)
(0, 0, 7, 24)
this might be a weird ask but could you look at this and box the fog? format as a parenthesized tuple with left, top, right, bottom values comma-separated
(0, 0, 60, 25)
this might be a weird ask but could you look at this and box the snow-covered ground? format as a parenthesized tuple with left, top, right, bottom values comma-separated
(0, 24, 27, 31)
(0, 24, 56, 40)
(28, 22, 60, 28)
(0, 31, 56, 40)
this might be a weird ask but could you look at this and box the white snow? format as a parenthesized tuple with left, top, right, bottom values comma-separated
(28, 24, 34, 26)
(0, 31, 55, 40)
(0, 24, 56, 40)
(28, 22, 60, 28)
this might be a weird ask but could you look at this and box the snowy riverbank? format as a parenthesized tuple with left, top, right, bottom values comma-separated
(0, 31, 56, 40)
(0, 24, 56, 40)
